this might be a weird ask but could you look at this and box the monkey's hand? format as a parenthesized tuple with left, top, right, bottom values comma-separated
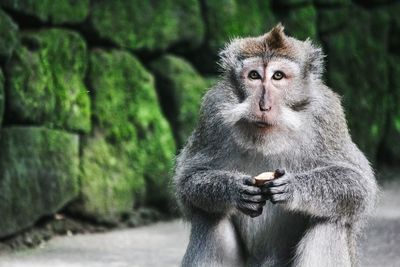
(234, 176, 268, 218)
(262, 170, 294, 204)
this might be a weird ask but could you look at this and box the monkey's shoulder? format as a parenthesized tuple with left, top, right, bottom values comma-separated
(311, 85, 349, 136)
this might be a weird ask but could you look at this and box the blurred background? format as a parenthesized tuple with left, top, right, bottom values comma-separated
(0, 0, 399, 251)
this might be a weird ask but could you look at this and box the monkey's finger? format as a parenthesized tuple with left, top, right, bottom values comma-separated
(264, 178, 289, 188)
(270, 193, 290, 204)
(242, 198, 267, 208)
(241, 194, 267, 203)
(240, 185, 262, 195)
(265, 186, 287, 195)
(243, 176, 256, 186)
(260, 183, 287, 194)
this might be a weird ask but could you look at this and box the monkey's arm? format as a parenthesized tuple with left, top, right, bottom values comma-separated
(175, 167, 268, 217)
(174, 150, 268, 217)
(264, 162, 377, 223)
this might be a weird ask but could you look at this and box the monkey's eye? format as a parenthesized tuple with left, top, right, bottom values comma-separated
(272, 71, 285, 80)
(248, 70, 261, 80)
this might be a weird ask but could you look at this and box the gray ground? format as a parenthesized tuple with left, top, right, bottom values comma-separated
(0, 182, 399, 267)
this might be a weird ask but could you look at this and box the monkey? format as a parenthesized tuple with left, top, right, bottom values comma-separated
(173, 24, 378, 267)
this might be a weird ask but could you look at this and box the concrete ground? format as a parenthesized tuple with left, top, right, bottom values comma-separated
(0, 182, 400, 267)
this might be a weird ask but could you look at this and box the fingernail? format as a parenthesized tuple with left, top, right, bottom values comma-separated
(274, 169, 285, 177)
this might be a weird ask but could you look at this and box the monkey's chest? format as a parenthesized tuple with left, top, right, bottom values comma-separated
(224, 154, 277, 176)
(223, 150, 300, 177)
(232, 205, 309, 263)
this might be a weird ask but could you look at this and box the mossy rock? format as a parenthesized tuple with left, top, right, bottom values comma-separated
(172, 0, 205, 51)
(321, 6, 390, 160)
(141, 112, 176, 210)
(0, 0, 89, 24)
(274, 4, 318, 40)
(88, 49, 175, 212)
(149, 55, 207, 147)
(90, 0, 204, 51)
(0, 69, 3, 127)
(6, 29, 90, 133)
(74, 134, 145, 223)
(0, 9, 19, 61)
(0, 126, 79, 238)
(74, 49, 146, 222)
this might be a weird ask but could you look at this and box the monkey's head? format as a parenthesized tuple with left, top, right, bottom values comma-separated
(217, 24, 324, 154)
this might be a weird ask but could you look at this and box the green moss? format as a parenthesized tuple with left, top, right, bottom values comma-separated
(149, 55, 207, 147)
(321, 6, 390, 160)
(275, 5, 318, 40)
(0, 0, 89, 24)
(72, 49, 148, 222)
(75, 134, 145, 223)
(88, 49, 175, 213)
(141, 115, 176, 210)
(395, 118, 400, 133)
(90, 0, 204, 51)
(171, 0, 205, 51)
(0, 126, 79, 238)
(6, 29, 90, 133)
(0, 9, 19, 61)
(89, 50, 139, 142)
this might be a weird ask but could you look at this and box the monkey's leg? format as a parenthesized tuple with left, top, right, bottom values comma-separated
(182, 213, 245, 267)
(293, 223, 352, 267)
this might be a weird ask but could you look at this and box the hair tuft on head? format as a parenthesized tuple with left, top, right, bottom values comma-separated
(265, 23, 286, 50)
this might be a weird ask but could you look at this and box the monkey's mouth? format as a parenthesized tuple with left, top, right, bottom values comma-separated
(236, 118, 276, 133)
(254, 121, 274, 128)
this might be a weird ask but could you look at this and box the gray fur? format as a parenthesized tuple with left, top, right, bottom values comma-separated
(173, 25, 377, 267)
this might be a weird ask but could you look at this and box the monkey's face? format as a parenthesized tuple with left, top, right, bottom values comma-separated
(224, 56, 310, 153)
(239, 56, 306, 127)
(217, 24, 322, 154)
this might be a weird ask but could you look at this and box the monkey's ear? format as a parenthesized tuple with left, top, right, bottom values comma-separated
(265, 23, 286, 50)
(304, 39, 325, 79)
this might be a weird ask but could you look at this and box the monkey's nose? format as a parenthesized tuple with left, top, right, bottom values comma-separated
(259, 102, 272, 112)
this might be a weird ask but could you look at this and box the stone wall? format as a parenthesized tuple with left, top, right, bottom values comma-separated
(0, 0, 398, 238)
